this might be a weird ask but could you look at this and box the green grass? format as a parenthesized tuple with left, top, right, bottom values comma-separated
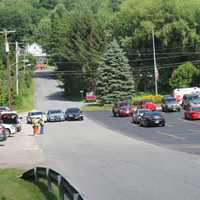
(81, 103, 112, 111)
(13, 81, 35, 113)
(0, 168, 62, 200)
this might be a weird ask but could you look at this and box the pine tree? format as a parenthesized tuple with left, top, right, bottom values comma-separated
(96, 39, 134, 104)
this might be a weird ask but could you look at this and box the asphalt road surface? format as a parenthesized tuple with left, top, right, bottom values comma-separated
(85, 111, 200, 155)
(35, 71, 200, 200)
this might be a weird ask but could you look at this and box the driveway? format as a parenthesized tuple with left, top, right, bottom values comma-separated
(35, 71, 200, 200)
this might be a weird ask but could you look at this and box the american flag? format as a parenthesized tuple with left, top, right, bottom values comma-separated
(155, 65, 159, 81)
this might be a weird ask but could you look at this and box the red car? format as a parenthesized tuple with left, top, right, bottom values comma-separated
(85, 92, 96, 102)
(112, 101, 134, 117)
(137, 100, 157, 111)
(184, 106, 200, 120)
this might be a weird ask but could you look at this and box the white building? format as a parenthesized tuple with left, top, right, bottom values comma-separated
(26, 43, 46, 57)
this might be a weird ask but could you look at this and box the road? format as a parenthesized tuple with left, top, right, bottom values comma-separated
(85, 111, 200, 155)
(35, 71, 200, 200)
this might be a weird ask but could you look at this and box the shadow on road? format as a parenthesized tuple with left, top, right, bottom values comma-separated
(46, 91, 67, 101)
(34, 71, 57, 80)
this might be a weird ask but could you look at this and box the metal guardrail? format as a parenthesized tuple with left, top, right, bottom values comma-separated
(21, 167, 85, 200)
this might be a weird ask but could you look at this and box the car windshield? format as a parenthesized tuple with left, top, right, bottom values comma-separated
(145, 112, 161, 116)
(31, 112, 43, 116)
(1, 114, 18, 124)
(187, 95, 198, 100)
(119, 102, 129, 107)
(67, 108, 80, 113)
(139, 110, 151, 114)
(49, 110, 62, 114)
(166, 98, 176, 103)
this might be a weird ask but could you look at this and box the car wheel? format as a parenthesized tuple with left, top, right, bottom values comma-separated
(80, 117, 84, 121)
(5, 129, 11, 137)
(139, 121, 143, 127)
(113, 112, 117, 117)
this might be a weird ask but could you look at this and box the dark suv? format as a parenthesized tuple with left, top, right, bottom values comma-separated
(182, 94, 200, 109)
(161, 96, 181, 112)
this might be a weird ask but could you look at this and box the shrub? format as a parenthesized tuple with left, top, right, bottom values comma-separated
(131, 94, 163, 104)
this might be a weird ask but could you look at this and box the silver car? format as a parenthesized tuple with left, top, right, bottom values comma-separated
(47, 110, 65, 122)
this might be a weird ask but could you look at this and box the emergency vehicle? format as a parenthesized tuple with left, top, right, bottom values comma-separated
(173, 87, 200, 104)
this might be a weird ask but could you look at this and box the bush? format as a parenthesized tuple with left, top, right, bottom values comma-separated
(131, 94, 163, 104)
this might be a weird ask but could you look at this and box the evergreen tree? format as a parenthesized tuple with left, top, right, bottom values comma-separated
(96, 39, 134, 104)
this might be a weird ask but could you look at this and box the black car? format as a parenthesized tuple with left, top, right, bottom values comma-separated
(140, 112, 165, 127)
(65, 108, 84, 121)
(182, 94, 200, 109)
(161, 96, 181, 112)
(132, 109, 151, 124)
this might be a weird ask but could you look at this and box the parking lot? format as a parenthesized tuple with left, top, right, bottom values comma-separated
(86, 110, 200, 155)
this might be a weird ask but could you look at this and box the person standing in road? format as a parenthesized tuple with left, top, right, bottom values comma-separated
(32, 118, 40, 136)
(39, 118, 45, 135)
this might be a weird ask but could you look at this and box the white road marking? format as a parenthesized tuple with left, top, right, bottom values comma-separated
(157, 131, 185, 140)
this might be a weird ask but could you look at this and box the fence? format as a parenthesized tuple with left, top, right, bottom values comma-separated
(21, 167, 85, 200)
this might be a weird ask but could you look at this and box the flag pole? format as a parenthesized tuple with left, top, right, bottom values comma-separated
(152, 27, 158, 95)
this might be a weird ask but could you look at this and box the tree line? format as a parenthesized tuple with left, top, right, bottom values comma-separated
(0, 0, 200, 104)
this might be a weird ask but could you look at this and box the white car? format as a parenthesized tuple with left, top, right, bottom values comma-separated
(27, 111, 47, 124)
(0, 111, 19, 136)
(1, 123, 17, 137)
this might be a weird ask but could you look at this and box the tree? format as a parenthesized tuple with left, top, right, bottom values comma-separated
(169, 62, 200, 88)
(96, 39, 134, 104)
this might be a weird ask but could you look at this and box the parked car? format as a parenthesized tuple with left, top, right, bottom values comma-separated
(139, 112, 165, 127)
(0, 124, 7, 141)
(65, 108, 84, 121)
(0, 106, 10, 113)
(182, 94, 200, 109)
(137, 100, 157, 111)
(132, 109, 152, 124)
(184, 106, 200, 120)
(0, 111, 20, 135)
(112, 101, 134, 117)
(47, 110, 65, 122)
(161, 96, 181, 112)
(85, 92, 96, 102)
(27, 111, 47, 124)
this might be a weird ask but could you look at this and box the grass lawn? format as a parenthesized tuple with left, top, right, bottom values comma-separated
(0, 168, 61, 200)
(81, 103, 112, 111)
(13, 81, 35, 113)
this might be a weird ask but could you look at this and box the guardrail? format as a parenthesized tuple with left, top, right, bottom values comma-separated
(21, 167, 85, 200)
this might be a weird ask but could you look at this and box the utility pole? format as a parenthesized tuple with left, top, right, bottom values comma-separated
(152, 27, 158, 95)
(0, 29, 16, 109)
(15, 41, 19, 96)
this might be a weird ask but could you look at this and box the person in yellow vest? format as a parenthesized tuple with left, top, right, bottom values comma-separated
(32, 118, 40, 136)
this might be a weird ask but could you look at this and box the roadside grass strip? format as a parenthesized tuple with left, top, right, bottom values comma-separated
(81, 103, 112, 111)
(0, 168, 62, 200)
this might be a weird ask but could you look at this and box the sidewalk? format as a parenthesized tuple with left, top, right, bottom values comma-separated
(0, 119, 45, 169)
